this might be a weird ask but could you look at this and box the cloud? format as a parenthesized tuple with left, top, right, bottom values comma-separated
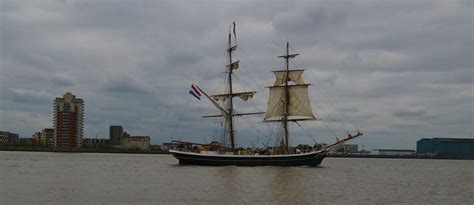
(8, 88, 55, 103)
(393, 109, 426, 118)
(0, 0, 472, 150)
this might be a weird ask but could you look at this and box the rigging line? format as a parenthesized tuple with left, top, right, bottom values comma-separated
(284, 52, 350, 126)
(305, 68, 361, 130)
(237, 117, 274, 145)
(239, 67, 266, 94)
(319, 82, 360, 129)
(237, 44, 278, 90)
(292, 60, 360, 131)
(170, 97, 192, 140)
(295, 121, 317, 144)
(312, 78, 360, 130)
(311, 98, 349, 132)
(314, 112, 339, 139)
(232, 74, 258, 95)
(238, 121, 278, 147)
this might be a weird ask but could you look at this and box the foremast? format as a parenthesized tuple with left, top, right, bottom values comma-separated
(200, 22, 263, 154)
(264, 42, 316, 154)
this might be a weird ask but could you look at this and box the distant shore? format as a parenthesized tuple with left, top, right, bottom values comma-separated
(1, 147, 472, 160)
(0, 146, 169, 154)
(327, 154, 474, 160)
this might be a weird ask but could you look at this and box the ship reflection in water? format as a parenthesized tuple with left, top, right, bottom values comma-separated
(1, 151, 472, 204)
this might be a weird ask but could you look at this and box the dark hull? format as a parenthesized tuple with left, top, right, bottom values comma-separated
(170, 150, 327, 166)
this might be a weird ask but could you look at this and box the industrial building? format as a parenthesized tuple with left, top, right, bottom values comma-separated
(53, 92, 84, 150)
(417, 138, 474, 157)
(121, 136, 150, 151)
(372, 149, 416, 156)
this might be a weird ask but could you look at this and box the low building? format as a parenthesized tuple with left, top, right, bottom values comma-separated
(19, 138, 33, 143)
(0, 131, 19, 143)
(162, 142, 174, 150)
(296, 144, 313, 153)
(32, 132, 43, 144)
(372, 149, 415, 156)
(42, 128, 54, 148)
(0, 134, 8, 143)
(331, 144, 359, 154)
(417, 138, 474, 157)
(150, 145, 162, 150)
(83, 138, 110, 145)
(121, 136, 150, 151)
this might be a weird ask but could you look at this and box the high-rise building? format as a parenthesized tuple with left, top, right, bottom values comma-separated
(53, 92, 84, 150)
(109, 125, 123, 145)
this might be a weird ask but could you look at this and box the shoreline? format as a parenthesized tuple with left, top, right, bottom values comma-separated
(1, 148, 473, 159)
(0, 147, 169, 154)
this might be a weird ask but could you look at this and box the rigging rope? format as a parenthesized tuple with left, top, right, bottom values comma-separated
(170, 97, 192, 140)
(290, 57, 361, 134)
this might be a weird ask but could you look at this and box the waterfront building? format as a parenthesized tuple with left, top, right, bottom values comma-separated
(150, 144, 162, 150)
(162, 142, 174, 151)
(32, 132, 43, 144)
(372, 149, 415, 156)
(53, 92, 84, 150)
(0, 131, 19, 143)
(119, 131, 130, 146)
(19, 138, 33, 143)
(0, 133, 8, 143)
(417, 138, 474, 157)
(42, 128, 54, 148)
(83, 138, 110, 145)
(331, 144, 359, 154)
(109, 125, 123, 145)
(295, 144, 313, 153)
(121, 136, 150, 151)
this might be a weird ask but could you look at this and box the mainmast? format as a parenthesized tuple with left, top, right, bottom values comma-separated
(283, 42, 290, 153)
(227, 32, 236, 151)
(264, 42, 316, 154)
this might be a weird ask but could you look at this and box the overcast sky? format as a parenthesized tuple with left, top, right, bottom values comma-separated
(0, 0, 472, 149)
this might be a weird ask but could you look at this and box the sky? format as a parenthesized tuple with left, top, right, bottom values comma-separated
(0, 0, 472, 150)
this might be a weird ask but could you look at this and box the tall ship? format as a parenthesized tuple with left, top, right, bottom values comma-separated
(170, 23, 362, 166)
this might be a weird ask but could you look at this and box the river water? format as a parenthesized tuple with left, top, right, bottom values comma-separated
(0, 151, 473, 204)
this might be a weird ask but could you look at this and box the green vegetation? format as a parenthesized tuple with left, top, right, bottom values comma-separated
(81, 143, 113, 150)
(0, 141, 46, 148)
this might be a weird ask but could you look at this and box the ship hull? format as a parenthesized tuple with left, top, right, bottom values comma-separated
(169, 150, 326, 166)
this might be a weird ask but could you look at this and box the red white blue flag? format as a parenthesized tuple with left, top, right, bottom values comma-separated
(189, 84, 201, 100)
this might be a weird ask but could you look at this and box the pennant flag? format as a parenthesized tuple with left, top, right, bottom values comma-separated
(233, 21, 236, 43)
(189, 84, 201, 100)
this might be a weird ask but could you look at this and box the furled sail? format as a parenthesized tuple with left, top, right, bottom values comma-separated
(227, 60, 240, 70)
(273, 69, 305, 86)
(212, 91, 256, 102)
(264, 85, 315, 120)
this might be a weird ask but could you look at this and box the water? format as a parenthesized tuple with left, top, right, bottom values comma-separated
(0, 151, 473, 205)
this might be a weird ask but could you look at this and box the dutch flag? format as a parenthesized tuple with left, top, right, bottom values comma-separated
(189, 84, 201, 100)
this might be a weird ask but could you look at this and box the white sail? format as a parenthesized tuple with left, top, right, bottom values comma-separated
(264, 85, 315, 120)
(273, 69, 305, 86)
